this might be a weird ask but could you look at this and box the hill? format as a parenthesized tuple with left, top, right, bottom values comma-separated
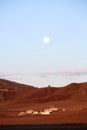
(0, 79, 87, 107)
(0, 79, 36, 102)
(0, 80, 87, 125)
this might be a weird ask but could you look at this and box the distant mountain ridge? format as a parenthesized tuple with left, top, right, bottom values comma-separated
(0, 79, 35, 91)
(0, 79, 36, 102)
(0, 79, 87, 104)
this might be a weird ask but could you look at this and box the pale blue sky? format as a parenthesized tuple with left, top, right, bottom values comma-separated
(0, 0, 87, 87)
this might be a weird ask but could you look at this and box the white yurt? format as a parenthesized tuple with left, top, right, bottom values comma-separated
(18, 111, 26, 116)
(26, 110, 34, 114)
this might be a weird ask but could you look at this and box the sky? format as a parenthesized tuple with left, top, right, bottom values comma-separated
(0, 0, 87, 87)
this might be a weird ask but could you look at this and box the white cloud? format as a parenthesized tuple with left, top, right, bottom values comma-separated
(1, 68, 87, 79)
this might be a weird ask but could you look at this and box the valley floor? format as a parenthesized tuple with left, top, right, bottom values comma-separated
(0, 106, 87, 125)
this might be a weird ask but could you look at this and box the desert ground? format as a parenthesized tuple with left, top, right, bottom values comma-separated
(0, 79, 87, 125)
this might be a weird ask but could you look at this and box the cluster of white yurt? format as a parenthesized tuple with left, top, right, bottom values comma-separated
(18, 106, 59, 116)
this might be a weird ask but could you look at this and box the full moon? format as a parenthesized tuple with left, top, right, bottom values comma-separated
(43, 36, 50, 44)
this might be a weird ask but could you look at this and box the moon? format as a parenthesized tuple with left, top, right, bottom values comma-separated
(43, 36, 50, 44)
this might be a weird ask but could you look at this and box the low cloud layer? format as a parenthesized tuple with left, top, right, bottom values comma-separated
(1, 68, 87, 79)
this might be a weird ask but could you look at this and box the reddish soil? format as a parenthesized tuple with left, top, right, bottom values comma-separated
(0, 79, 87, 125)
